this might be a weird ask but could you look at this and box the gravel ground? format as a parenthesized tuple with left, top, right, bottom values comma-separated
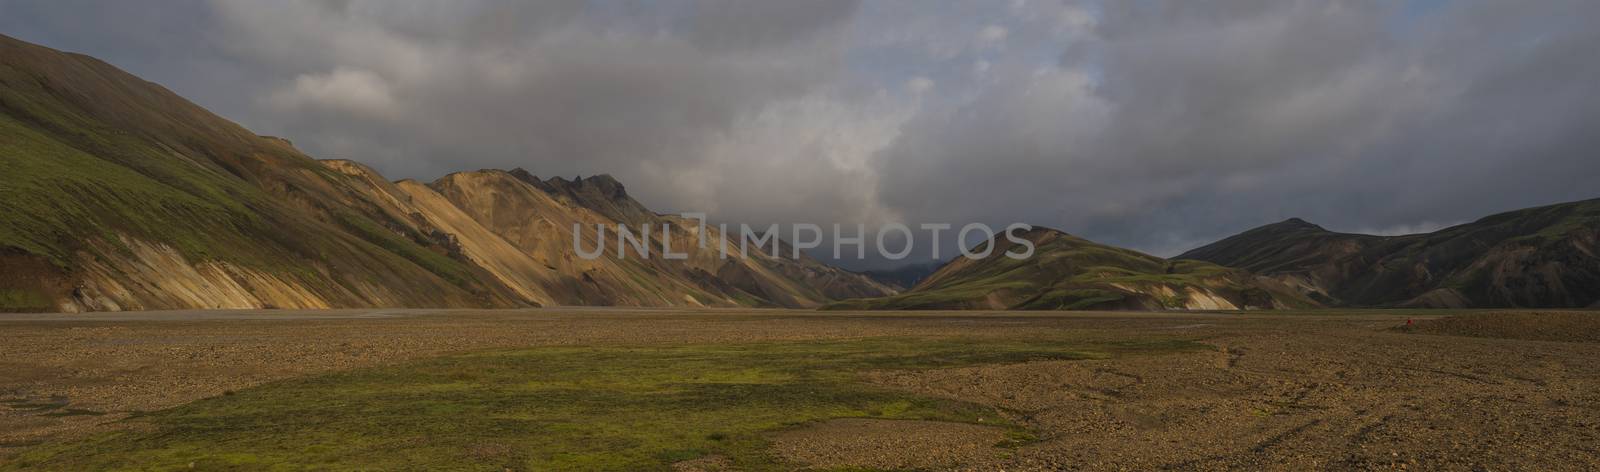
(2, 308, 1598, 470)
(1400, 311, 1600, 343)
(769, 418, 1008, 470)
(866, 315, 1600, 470)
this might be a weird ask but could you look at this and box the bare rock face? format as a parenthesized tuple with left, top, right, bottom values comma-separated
(508, 169, 657, 225)
(425, 169, 895, 308)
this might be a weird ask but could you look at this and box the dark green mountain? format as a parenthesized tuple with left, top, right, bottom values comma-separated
(1178, 199, 1600, 308)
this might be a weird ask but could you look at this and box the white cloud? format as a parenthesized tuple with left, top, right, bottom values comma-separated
(266, 67, 401, 120)
(977, 24, 1008, 47)
(907, 76, 935, 94)
(670, 89, 914, 228)
(1053, 4, 1096, 34)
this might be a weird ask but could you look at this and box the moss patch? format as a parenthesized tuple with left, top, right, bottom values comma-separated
(8, 337, 1204, 471)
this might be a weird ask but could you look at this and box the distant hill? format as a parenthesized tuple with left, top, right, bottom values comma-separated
(1178, 199, 1600, 308)
(0, 34, 891, 312)
(828, 227, 1318, 311)
(862, 260, 944, 291)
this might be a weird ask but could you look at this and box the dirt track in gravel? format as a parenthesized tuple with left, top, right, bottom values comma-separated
(2, 308, 1598, 470)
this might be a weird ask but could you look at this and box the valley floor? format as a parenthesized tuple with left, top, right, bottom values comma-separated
(1, 308, 1597, 470)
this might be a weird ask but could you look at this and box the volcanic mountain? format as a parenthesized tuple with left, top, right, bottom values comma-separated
(0, 34, 891, 312)
(1177, 199, 1600, 308)
(829, 227, 1319, 311)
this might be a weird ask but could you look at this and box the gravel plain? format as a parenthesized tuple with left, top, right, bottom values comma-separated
(2, 308, 1597, 470)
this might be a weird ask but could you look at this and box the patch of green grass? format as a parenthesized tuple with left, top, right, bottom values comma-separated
(994, 429, 1040, 449)
(332, 211, 474, 286)
(0, 288, 54, 312)
(1, 54, 505, 306)
(6, 402, 67, 412)
(8, 337, 1205, 471)
(1015, 288, 1127, 310)
(1, 398, 104, 417)
(40, 408, 105, 418)
(0, 113, 254, 267)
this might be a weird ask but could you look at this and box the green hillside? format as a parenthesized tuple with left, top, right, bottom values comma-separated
(829, 228, 1317, 311)
(0, 34, 525, 311)
(1178, 199, 1600, 308)
(0, 34, 891, 312)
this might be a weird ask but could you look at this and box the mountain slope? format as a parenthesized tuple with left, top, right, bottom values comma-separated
(0, 34, 498, 311)
(863, 260, 944, 291)
(432, 169, 895, 307)
(1178, 199, 1600, 308)
(431, 169, 746, 307)
(0, 34, 889, 312)
(829, 228, 1317, 311)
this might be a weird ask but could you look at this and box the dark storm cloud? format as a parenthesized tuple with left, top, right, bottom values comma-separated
(0, 0, 869, 224)
(684, 0, 860, 52)
(4, 0, 1599, 269)
(200, 0, 858, 180)
(876, 0, 1600, 258)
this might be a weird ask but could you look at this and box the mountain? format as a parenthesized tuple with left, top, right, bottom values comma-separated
(862, 260, 945, 291)
(828, 228, 1318, 311)
(0, 34, 891, 312)
(1177, 199, 1600, 308)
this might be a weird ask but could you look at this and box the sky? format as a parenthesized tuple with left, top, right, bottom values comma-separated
(3, 0, 1599, 270)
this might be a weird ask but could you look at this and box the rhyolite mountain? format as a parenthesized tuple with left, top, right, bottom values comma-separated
(6, 33, 1594, 313)
(1177, 199, 1600, 308)
(0, 34, 892, 312)
(828, 227, 1320, 311)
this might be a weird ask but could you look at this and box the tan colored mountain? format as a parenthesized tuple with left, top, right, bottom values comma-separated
(429, 168, 896, 307)
(0, 34, 891, 312)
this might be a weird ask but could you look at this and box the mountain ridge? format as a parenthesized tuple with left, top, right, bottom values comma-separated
(5, 33, 1595, 312)
(829, 227, 1319, 311)
(0, 34, 892, 312)
(1178, 198, 1600, 308)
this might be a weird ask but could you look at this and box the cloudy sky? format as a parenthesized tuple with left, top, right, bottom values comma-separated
(4, 0, 1599, 269)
